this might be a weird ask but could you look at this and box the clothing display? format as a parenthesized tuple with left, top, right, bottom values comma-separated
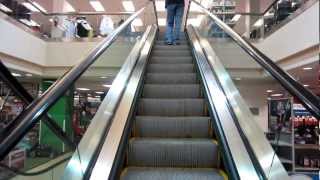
(63, 18, 76, 39)
(76, 18, 93, 38)
(99, 16, 114, 36)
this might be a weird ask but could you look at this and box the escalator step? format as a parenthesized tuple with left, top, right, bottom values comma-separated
(155, 40, 188, 45)
(149, 56, 193, 64)
(147, 64, 194, 73)
(120, 167, 225, 180)
(142, 84, 201, 98)
(145, 73, 197, 84)
(134, 116, 211, 138)
(153, 44, 189, 51)
(137, 98, 205, 116)
(128, 138, 219, 168)
(152, 50, 192, 57)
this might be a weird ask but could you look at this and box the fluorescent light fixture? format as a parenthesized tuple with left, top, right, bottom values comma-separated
(95, 95, 101, 98)
(303, 67, 313, 70)
(25, 73, 33, 77)
(95, 91, 104, 94)
(63, 1, 75, 12)
(158, 18, 166, 26)
(266, 90, 273, 93)
(100, 76, 108, 79)
(11, 73, 22, 77)
(303, 84, 309, 87)
(132, 18, 143, 26)
(77, 88, 90, 91)
(90, 0, 105, 12)
(231, 14, 241, 22)
(253, 18, 263, 27)
(32, 2, 47, 12)
(0, 3, 13, 13)
(155, 1, 165, 11)
(103, 84, 112, 88)
(122, 1, 135, 11)
(19, 19, 40, 27)
(271, 93, 283, 97)
(22, 2, 40, 12)
(234, 77, 241, 81)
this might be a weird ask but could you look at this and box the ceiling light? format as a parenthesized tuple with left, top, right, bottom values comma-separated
(19, 19, 40, 27)
(100, 76, 108, 79)
(25, 73, 33, 77)
(303, 67, 313, 70)
(90, 0, 105, 12)
(234, 77, 241, 80)
(63, 1, 75, 12)
(155, 1, 165, 12)
(77, 88, 90, 91)
(253, 18, 263, 27)
(132, 18, 143, 26)
(95, 91, 104, 94)
(266, 90, 273, 93)
(122, 1, 135, 12)
(303, 84, 309, 87)
(22, 2, 40, 12)
(158, 18, 166, 26)
(0, 3, 13, 13)
(103, 84, 112, 88)
(31, 2, 47, 12)
(231, 14, 241, 22)
(271, 93, 283, 97)
(11, 73, 22, 77)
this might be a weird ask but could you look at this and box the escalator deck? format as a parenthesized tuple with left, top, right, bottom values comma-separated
(120, 36, 227, 180)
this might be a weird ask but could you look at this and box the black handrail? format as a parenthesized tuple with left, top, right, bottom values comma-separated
(188, 0, 320, 120)
(0, 5, 148, 160)
(0, 61, 76, 149)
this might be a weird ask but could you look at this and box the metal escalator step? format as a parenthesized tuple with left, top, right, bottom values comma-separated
(152, 50, 192, 57)
(153, 45, 189, 51)
(134, 116, 211, 138)
(137, 98, 205, 116)
(145, 73, 197, 84)
(128, 138, 219, 168)
(147, 64, 194, 73)
(143, 84, 201, 98)
(149, 57, 193, 64)
(120, 167, 225, 180)
(155, 40, 188, 45)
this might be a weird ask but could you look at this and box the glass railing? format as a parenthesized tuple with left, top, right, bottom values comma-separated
(0, 1, 158, 179)
(186, 0, 319, 179)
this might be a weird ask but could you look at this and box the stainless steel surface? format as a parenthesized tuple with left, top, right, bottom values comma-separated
(192, 27, 290, 179)
(88, 25, 157, 180)
(186, 26, 260, 180)
(188, 0, 320, 120)
(62, 24, 155, 180)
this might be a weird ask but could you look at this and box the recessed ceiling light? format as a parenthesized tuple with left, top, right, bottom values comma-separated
(22, 2, 40, 12)
(100, 76, 108, 79)
(0, 3, 13, 13)
(19, 19, 40, 27)
(63, 1, 75, 12)
(25, 73, 33, 77)
(303, 67, 313, 70)
(266, 90, 273, 93)
(271, 93, 283, 97)
(11, 73, 22, 77)
(235, 77, 241, 81)
(122, 1, 135, 12)
(95, 91, 104, 94)
(95, 95, 101, 98)
(89, 0, 105, 12)
(303, 84, 309, 87)
(31, 2, 47, 12)
(77, 88, 90, 91)
(103, 84, 112, 88)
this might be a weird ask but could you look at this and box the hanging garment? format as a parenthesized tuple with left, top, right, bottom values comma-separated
(99, 16, 114, 36)
(63, 18, 76, 38)
(76, 19, 93, 38)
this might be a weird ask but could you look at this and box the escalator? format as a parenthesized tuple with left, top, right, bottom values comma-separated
(0, 0, 319, 179)
(119, 36, 225, 179)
